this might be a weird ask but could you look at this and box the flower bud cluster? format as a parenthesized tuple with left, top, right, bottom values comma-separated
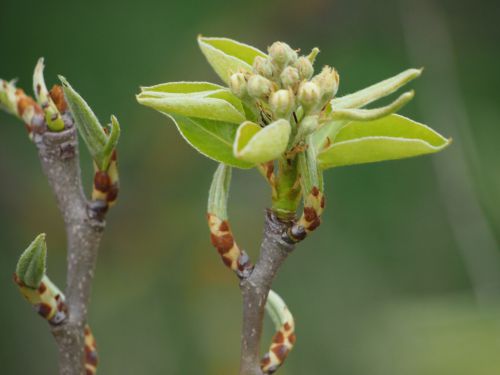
(228, 41, 340, 124)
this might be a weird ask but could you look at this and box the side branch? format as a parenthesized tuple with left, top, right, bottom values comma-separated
(239, 210, 295, 375)
(34, 123, 105, 375)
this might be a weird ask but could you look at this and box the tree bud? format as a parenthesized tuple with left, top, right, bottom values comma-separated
(247, 74, 274, 99)
(229, 73, 248, 98)
(268, 42, 297, 68)
(253, 56, 274, 79)
(294, 57, 314, 80)
(269, 89, 295, 118)
(297, 81, 321, 112)
(280, 67, 300, 89)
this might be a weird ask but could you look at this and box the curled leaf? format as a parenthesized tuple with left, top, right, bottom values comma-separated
(198, 36, 266, 84)
(262, 289, 296, 374)
(234, 119, 291, 164)
(318, 114, 450, 168)
(298, 136, 322, 195)
(331, 91, 414, 122)
(15, 233, 47, 289)
(207, 163, 232, 220)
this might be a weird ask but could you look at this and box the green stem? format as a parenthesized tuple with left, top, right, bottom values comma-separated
(271, 157, 301, 218)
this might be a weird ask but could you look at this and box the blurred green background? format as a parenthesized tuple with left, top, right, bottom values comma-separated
(1, 0, 500, 374)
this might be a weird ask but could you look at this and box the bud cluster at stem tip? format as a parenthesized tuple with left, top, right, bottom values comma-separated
(228, 41, 339, 124)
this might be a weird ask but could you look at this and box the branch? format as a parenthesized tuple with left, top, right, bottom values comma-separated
(33, 121, 105, 375)
(239, 210, 295, 375)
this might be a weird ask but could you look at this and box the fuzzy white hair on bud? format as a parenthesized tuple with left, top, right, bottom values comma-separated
(268, 42, 298, 68)
(269, 89, 295, 118)
(229, 73, 248, 98)
(247, 74, 274, 99)
(298, 81, 321, 112)
(280, 67, 300, 89)
(253, 56, 274, 79)
(294, 57, 314, 81)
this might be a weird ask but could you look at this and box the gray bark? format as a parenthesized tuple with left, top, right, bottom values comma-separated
(33, 122, 105, 375)
(239, 210, 296, 375)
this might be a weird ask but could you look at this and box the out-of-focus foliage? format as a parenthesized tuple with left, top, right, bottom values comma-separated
(1, 0, 499, 374)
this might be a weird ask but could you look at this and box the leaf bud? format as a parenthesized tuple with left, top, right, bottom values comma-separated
(280, 67, 300, 89)
(269, 89, 295, 118)
(247, 74, 274, 99)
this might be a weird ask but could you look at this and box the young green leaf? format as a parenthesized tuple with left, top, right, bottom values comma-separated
(16, 233, 47, 289)
(207, 163, 232, 220)
(318, 114, 450, 168)
(167, 114, 254, 169)
(332, 68, 422, 109)
(233, 119, 291, 164)
(198, 36, 266, 84)
(60, 76, 119, 170)
(331, 91, 414, 121)
(137, 83, 245, 124)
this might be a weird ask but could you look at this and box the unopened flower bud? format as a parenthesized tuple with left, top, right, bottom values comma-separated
(247, 74, 274, 99)
(268, 42, 298, 68)
(253, 56, 274, 79)
(269, 89, 295, 118)
(298, 81, 321, 112)
(229, 73, 248, 98)
(295, 56, 314, 80)
(280, 67, 300, 89)
(312, 66, 340, 101)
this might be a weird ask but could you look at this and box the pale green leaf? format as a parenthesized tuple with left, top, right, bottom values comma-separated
(234, 119, 291, 164)
(198, 36, 266, 84)
(167, 114, 253, 169)
(138, 81, 245, 124)
(318, 114, 450, 168)
(16, 233, 47, 289)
